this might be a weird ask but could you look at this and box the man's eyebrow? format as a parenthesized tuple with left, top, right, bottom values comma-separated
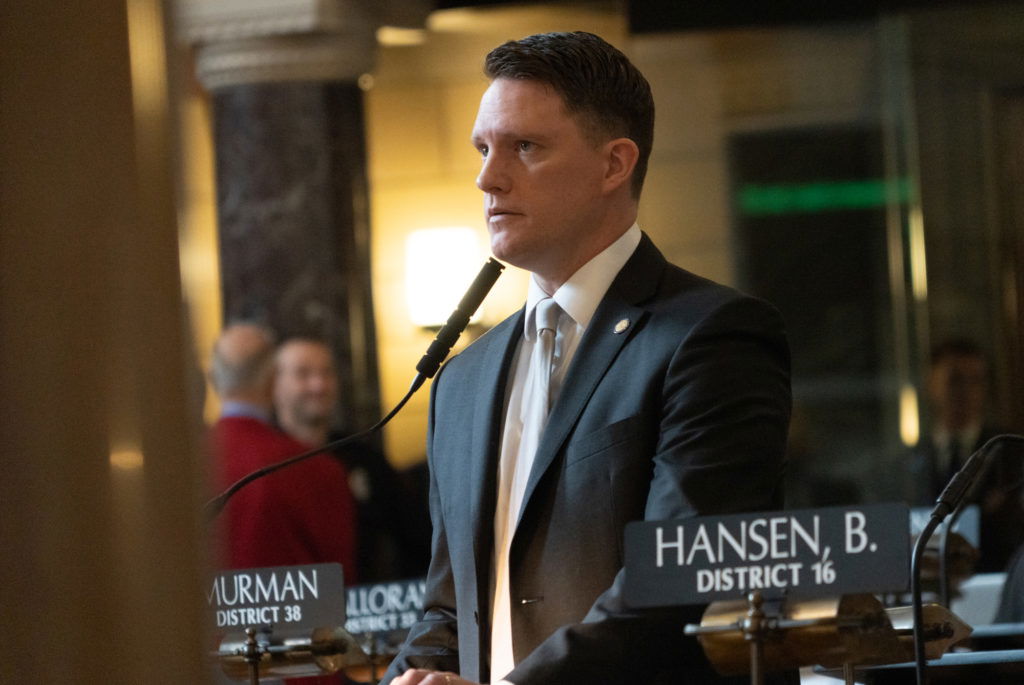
(471, 129, 553, 145)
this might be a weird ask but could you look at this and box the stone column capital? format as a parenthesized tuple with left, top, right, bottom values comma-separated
(177, 0, 430, 90)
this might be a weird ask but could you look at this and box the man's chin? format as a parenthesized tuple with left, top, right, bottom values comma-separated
(489, 237, 534, 272)
(294, 409, 332, 428)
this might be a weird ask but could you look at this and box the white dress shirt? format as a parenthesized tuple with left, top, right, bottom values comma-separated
(489, 223, 641, 684)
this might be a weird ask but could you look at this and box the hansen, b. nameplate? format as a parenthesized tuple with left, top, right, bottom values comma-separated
(625, 503, 910, 608)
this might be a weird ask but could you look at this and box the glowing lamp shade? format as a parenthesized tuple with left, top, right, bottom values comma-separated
(405, 228, 485, 327)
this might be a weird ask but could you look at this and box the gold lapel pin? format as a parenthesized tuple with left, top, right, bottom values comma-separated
(614, 318, 630, 334)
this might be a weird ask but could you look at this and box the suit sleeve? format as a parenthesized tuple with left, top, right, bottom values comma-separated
(507, 295, 792, 685)
(379, 364, 462, 683)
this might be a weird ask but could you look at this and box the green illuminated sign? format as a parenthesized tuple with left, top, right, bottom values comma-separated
(738, 178, 911, 216)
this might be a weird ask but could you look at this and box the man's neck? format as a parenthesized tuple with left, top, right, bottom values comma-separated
(535, 212, 637, 294)
(281, 421, 329, 447)
(221, 398, 272, 422)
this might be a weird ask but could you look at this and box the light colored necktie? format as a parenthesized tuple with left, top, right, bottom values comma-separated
(513, 296, 561, 504)
(491, 297, 561, 681)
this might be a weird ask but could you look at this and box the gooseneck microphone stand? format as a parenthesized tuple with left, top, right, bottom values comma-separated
(204, 257, 505, 523)
(936, 498, 963, 609)
(910, 434, 1024, 685)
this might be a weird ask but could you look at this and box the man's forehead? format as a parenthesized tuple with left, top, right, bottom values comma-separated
(485, 76, 558, 95)
(477, 78, 566, 115)
(278, 342, 333, 363)
(472, 80, 579, 139)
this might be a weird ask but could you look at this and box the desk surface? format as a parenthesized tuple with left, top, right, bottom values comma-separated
(965, 622, 1024, 652)
(819, 649, 1024, 684)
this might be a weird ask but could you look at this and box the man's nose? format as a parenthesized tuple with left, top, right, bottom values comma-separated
(476, 151, 510, 193)
(307, 373, 331, 391)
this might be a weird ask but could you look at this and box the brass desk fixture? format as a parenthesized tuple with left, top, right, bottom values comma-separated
(213, 625, 368, 684)
(685, 592, 971, 685)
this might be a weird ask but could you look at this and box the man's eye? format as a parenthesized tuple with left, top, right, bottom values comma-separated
(517, 141, 534, 152)
(477, 145, 489, 157)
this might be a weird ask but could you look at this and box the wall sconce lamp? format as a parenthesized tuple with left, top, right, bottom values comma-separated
(405, 227, 486, 329)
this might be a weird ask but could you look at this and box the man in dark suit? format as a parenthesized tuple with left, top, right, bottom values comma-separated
(385, 32, 791, 685)
(906, 338, 1024, 572)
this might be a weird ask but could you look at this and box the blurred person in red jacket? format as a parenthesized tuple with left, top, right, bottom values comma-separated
(209, 323, 358, 578)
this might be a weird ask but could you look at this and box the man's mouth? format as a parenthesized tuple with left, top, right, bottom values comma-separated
(488, 208, 519, 218)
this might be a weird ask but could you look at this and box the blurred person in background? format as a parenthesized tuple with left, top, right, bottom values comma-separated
(906, 338, 1024, 572)
(274, 336, 431, 583)
(210, 324, 358, 577)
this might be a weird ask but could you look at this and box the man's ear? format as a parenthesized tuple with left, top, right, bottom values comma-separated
(602, 137, 640, 194)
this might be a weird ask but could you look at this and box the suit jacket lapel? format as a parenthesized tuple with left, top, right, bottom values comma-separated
(515, 235, 665, 531)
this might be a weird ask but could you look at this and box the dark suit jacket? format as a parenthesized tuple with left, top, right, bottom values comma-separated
(996, 542, 1024, 623)
(382, 235, 792, 684)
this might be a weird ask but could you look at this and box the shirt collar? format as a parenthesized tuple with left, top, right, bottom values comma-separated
(524, 223, 641, 338)
(220, 400, 272, 423)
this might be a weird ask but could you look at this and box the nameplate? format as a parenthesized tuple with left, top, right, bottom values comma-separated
(625, 503, 910, 607)
(345, 578, 426, 637)
(207, 563, 346, 630)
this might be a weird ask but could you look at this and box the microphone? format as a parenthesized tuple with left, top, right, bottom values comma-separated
(910, 433, 1024, 685)
(204, 257, 505, 521)
(930, 434, 1024, 518)
(414, 257, 505, 382)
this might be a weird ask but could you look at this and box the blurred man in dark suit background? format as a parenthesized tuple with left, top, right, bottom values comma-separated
(907, 338, 1024, 572)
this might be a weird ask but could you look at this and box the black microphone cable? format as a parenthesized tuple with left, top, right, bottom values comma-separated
(204, 257, 505, 522)
(911, 433, 1024, 685)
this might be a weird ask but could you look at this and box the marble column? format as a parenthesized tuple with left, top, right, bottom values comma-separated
(180, 0, 429, 432)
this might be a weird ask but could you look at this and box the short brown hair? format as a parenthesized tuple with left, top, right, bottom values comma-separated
(484, 31, 655, 198)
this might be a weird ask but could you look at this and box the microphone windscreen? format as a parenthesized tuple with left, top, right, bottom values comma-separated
(415, 258, 504, 378)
